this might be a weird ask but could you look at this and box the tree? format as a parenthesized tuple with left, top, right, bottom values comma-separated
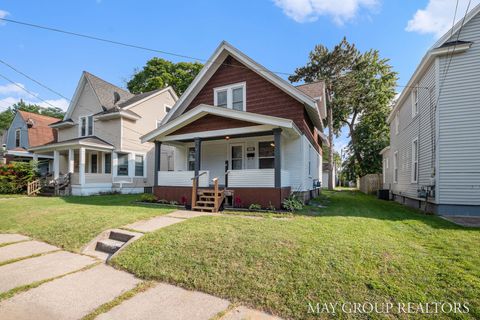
(0, 100, 64, 132)
(289, 38, 358, 190)
(127, 58, 203, 95)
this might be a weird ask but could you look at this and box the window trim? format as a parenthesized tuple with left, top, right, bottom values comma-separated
(213, 82, 246, 111)
(79, 115, 94, 137)
(116, 152, 129, 176)
(15, 129, 21, 148)
(411, 138, 419, 183)
(229, 143, 245, 170)
(411, 86, 419, 118)
(134, 154, 145, 177)
(393, 151, 399, 184)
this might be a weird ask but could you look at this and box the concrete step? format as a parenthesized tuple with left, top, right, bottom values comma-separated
(109, 230, 134, 243)
(95, 239, 125, 254)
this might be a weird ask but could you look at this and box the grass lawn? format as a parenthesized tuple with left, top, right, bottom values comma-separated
(0, 194, 175, 251)
(112, 191, 480, 319)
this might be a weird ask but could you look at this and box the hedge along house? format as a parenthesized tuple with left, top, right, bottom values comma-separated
(382, 4, 480, 216)
(30, 71, 177, 195)
(4, 110, 58, 175)
(142, 41, 328, 210)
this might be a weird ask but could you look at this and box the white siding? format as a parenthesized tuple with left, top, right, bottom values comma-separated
(157, 170, 209, 187)
(389, 62, 436, 200)
(437, 13, 480, 205)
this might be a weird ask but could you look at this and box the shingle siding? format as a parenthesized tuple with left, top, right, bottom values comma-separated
(437, 13, 480, 205)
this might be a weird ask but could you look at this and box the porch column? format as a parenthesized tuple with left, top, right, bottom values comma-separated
(273, 128, 282, 188)
(79, 147, 85, 186)
(53, 150, 60, 179)
(154, 141, 162, 187)
(194, 137, 202, 179)
(32, 153, 39, 161)
(68, 149, 74, 174)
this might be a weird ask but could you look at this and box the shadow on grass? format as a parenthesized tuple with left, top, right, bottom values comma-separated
(298, 190, 477, 231)
(58, 194, 176, 210)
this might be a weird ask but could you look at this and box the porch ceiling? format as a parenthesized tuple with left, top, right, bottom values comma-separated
(141, 104, 301, 143)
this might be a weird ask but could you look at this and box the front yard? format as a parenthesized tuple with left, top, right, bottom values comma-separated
(112, 191, 480, 319)
(0, 194, 175, 251)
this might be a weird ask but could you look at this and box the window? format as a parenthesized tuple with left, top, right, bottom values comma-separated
(393, 151, 398, 183)
(394, 114, 399, 135)
(164, 105, 171, 113)
(135, 155, 144, 176)
(187, 147, 195, 171)
(383, 157, 389, 184)
(412, 87, 419, 117)
(308, 145, 312, 176)
(411, 138, 419, 183)
(91, 154, 98, 173)
(258, 141, 275, 169)
(230, 145, 244, 170)
(117, 153, 129, 176)
(104, 153, 112, 174)
(214, 82, 246, 111)
(15, 129, 21, 148)
(79, 116, 94, 137)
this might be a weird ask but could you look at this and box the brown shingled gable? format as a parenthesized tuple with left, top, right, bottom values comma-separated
(18, 111, 59, 147)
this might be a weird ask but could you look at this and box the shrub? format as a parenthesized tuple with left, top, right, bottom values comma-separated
(0, 161, 38, 194)
(248, 203, 262, 211)
(139, 193, 157, 203)
(282, 194, 304, 212)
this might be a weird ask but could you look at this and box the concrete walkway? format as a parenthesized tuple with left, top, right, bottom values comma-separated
(0, 212, 282, 319)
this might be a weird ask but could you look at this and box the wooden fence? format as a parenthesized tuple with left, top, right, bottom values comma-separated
(359, 174, 383, 194)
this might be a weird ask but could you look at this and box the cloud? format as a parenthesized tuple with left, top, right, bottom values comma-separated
(0, 9, 9, 25)
(406, 0, 480, 38)
(0, 82, 69, 112)
(272, 0, 379, 24)
(0, 83, 26, 95)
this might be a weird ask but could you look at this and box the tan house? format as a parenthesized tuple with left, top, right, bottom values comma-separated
(31, 71, 177, 195)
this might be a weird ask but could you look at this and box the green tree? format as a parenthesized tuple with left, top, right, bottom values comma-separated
(0, 100, 64, 131)
(127, 58, 203, 95)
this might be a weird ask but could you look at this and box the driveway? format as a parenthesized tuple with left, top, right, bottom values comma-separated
(0, 233, 281, 320)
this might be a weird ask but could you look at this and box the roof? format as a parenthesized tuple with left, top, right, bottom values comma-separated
(17, 110, 59, 147)
(296, 81, 324, 99)
(161, 41, 325, 131)
(83, 71, 134, 110)
(29, 136, 114, 151)
(387, 3, 480, 123)
(118, 88, 164, 108)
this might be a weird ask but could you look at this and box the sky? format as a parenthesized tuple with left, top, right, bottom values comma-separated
(0, 0, 478, 153)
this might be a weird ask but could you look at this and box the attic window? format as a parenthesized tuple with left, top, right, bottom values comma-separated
(213, 82, 246, 111)
(15, 129, 21, 148)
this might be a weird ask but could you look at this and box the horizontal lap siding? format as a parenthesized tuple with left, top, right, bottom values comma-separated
(389, 62, 436, 199)
(438, 13, 480, 205)
(183, 56, 321, 152)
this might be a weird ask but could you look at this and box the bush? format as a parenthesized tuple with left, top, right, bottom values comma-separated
(0, 161, 38, 194)
(248, 203, 262, 211)
(139, 193, 157, 203)
(282, 194, 304, 212)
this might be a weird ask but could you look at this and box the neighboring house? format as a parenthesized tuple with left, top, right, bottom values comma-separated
(382, 4, 480, 216)
(4, 110, 58, 175)
(141, 41, 328, 209)
(321, 162, 336, 189)
(31, 71, 178, 195)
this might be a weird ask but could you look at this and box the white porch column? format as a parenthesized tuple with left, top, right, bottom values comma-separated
(53, 150, 60, 179)
(32, 153, 39, 161)
(68, 149, 74, 174)
(79, 147, 85, 186)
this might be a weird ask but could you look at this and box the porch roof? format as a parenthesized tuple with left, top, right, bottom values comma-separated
(141, 104, 302, 143)
(29, 136, 114, 152)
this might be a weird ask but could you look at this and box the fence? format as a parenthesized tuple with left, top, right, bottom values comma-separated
(359, 174, 383, 194)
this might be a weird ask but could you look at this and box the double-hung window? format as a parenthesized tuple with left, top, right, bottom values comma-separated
(214, 82, 246, 111)
(393, 151, 399, 184)
(411, 138, 419, 183)
(412, 87, 419, 117)
(80, 115, 94, 137)
(187, 147, 195, 171)
(258, 141, 275, 169)
(135, 155, 144, 177)
(104, 153, 112, 174)
(117, 153, 129, 176)
(15, 129, 21, 148)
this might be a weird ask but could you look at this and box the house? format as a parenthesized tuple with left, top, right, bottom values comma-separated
(382, 4, 480, 216)
(141, 41, 328, 210)
(4, 110, 59, 175)
(30, 71, 178, 195)
(322, 162, 337, 189)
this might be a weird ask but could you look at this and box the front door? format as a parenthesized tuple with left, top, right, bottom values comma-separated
(229, 144, 244, 170)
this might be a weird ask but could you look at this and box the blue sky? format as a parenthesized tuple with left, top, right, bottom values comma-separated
(0, 0, 477, 152)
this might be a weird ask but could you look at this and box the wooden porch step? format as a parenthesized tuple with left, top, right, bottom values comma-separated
(196, 201, 215, 206)
(192, 206, 216, 212)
